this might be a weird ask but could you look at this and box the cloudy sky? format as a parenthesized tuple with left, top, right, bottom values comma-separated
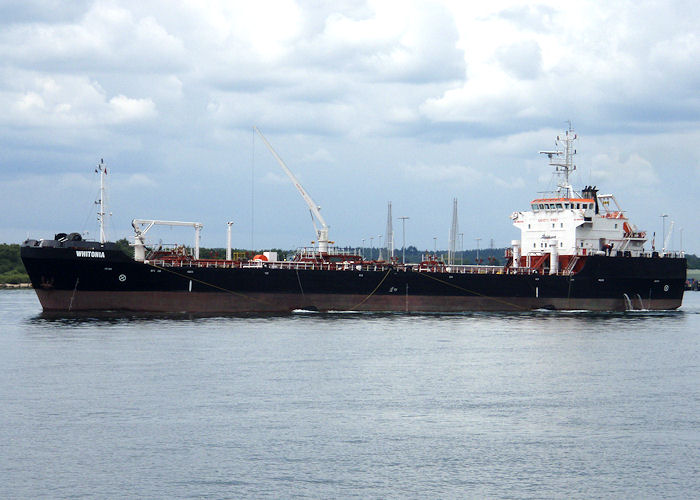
(1, 0, 698, 253)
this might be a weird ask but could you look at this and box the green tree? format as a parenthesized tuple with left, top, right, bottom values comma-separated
(0, 244, 29, 283)
(115, 238, 134, 258)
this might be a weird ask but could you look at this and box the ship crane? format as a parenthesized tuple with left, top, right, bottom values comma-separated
(254, 126, 331, 253)
(132, 219, 203, 262)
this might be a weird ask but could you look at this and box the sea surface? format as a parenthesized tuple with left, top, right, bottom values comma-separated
(1, 290, 698, 499)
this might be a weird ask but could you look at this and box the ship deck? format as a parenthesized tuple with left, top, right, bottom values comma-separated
(145, 249, 685, 277)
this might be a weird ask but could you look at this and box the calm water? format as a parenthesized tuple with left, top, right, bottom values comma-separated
(0, 290, 698, 499)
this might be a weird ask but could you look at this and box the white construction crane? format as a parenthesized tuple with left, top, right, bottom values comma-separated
(254, 126, 330, 253)
(132, 219, 203, 261)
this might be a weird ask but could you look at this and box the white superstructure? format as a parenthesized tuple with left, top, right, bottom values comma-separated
(510, 127, 647, 273)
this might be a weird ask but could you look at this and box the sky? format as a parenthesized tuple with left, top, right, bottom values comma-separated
(1, 0, 699, 254)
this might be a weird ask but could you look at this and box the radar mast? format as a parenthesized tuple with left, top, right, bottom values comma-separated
(539, 123, 578, 198)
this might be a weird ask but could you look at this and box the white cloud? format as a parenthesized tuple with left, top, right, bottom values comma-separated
(108, 95, 157, 122)
(260, 172, 289, 185)
(421, 0, 700, 131)
(494, 40, 542, 80)
(0, 0, 698, 251)
(405, 163, 525, 189)
(180, 0, 302, 61)
(316, 0, 464, 83)
(1, 171, 94, 195)
(496, 4, 556, 32)
(0, 2, 186, 73)
(0, 74, 156, 129)
(302, 148, 335, 164)
(122, 173, 156, 187)
(590, 151, 659, 186)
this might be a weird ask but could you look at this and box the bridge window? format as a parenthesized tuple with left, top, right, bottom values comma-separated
(556, 203, 563, 209)
(531, 204, 538, 211)
(539, 204, 544, 209)
(576, 203, 580, 209)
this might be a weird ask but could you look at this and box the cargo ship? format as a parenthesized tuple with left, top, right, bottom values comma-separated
(21, 127, 686, 313)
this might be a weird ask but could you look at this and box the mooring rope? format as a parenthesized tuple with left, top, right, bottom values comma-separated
(295, 269, 305, 299)
(144, 262, 527, 312)
(145, 262, 273, 305)
(349, 268, 393, 311)
(415, 270, 528, 310)
(68, 277, 79, 311)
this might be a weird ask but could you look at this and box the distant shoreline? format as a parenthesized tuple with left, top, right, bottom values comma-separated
(0, 283, 31, 289)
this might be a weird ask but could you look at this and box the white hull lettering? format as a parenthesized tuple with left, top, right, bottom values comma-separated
(75, 250, 106, 258)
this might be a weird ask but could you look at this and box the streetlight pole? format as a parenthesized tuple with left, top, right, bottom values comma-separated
(459, 233, 464, 265)
(660, 214, 668, 253)
(475, 237, 482, 264)
(370, 236, 373, 260)
(399, 216, 409, 264)
(378, 235, 383, 261)
(361, 238, 365, 259)
(433, 237, 437, 256)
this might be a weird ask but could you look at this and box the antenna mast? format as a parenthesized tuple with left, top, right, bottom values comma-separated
(95, 159, 108, 243)
(539, 122, 577, 198)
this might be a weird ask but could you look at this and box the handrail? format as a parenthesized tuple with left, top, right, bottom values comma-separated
(144, 250, 686, 276)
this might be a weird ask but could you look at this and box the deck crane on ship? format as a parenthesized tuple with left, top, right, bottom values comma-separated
(254, 126, 331, 255)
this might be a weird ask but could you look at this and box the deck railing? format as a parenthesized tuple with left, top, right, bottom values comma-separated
(145, 259, 557, 275)
(144, 248, 685, 277)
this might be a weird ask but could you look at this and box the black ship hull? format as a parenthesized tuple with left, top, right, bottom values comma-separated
(21, 240, 686, 313)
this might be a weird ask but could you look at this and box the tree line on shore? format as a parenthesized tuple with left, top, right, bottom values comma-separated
(0, 244, 28, 284)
